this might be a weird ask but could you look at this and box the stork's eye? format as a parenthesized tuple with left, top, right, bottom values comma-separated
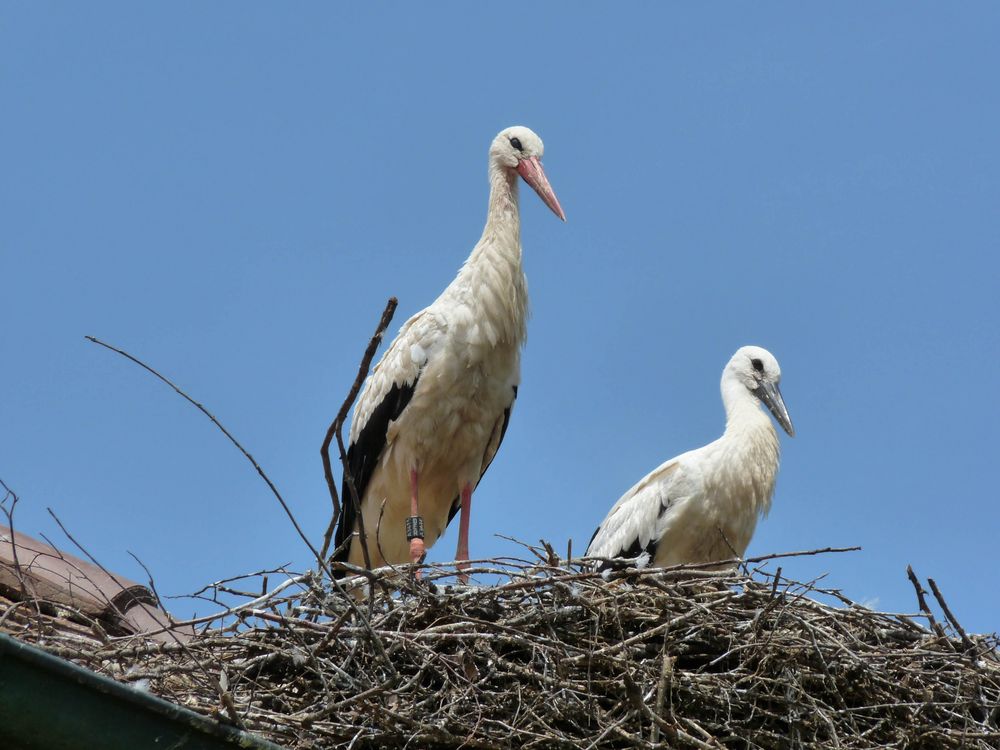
(509, 137, 523, 152)
(751, 358, 764, 373)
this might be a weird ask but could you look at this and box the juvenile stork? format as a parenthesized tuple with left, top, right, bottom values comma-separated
(586, 346, 794, 569)
(333, 126, 565, 577)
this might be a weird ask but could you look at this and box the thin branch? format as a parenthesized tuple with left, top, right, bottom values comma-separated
(46, 507, 133, 608)
(129, 574, 314, 636)
(0, 478, 33, 605)
(85, 335, 322, 570)
(716, 525, 749, 575)
(745, 546, 863, 564)
(0, 476, 17, 507)
(318, 296, 397, 563)
(84, 336, 398, 675)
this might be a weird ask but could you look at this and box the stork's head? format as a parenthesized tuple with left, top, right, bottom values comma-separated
(725, 346, 795, 436)
(491, 126, 566, 221)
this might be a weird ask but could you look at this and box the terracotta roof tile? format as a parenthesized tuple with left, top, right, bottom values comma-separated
(0, 525, 191, 644)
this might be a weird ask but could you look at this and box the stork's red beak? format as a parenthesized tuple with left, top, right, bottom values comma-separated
(516, 156, 566, 221)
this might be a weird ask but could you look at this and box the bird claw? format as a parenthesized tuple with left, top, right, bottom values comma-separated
(409, 551, 428, 581)
(456, 558, 470, 585)
(409, 537, 426, 567)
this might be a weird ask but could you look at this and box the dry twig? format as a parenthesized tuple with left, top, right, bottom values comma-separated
(85, 335, 323, 571)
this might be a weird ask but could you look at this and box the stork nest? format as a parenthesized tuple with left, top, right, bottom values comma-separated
(8, 546, 1000, 749)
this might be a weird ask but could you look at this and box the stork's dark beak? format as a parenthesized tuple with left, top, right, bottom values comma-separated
(516, 156, 566, 221)
(754, 380, 795, 437)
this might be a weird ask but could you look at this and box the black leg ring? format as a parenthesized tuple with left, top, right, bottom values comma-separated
(405, 516, 425, 541)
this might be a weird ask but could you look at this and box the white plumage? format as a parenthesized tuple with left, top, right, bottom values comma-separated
(333, 126, 565, 575)
(586, 346, 795, 568)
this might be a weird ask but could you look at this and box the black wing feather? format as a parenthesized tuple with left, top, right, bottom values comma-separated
(332, 378, 418, 569)
(446, 384, 518, 525)
(587, 523, 659, 572)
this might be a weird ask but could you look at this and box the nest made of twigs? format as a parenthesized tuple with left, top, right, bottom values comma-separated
(7, 547, 1000, 750)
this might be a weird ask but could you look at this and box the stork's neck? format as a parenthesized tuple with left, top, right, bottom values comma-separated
(717, 378, 781, 515)
(480, 162, 522, 249)
(721, 381, 775, 439)
(443, 163, 528, 347)
(719, 379, 781, 472)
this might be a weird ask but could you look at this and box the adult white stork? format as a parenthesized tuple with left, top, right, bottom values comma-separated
(586, 346, 794, 568)
(333, 126, 565, 578)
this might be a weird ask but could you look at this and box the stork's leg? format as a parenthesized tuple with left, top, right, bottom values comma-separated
(455, 482, 473, 583)
(407, 468, 426, 567)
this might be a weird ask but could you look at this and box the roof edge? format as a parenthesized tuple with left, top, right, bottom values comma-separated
(0, 633, 284, 750)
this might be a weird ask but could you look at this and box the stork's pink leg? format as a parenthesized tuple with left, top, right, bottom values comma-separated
(408, 468, 425, 568)
(455, 483, 473, 583)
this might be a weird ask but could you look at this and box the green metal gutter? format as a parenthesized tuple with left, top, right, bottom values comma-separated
(0, 633, 285, 750)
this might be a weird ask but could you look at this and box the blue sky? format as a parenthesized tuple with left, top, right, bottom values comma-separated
(3, 4, 998, 633)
